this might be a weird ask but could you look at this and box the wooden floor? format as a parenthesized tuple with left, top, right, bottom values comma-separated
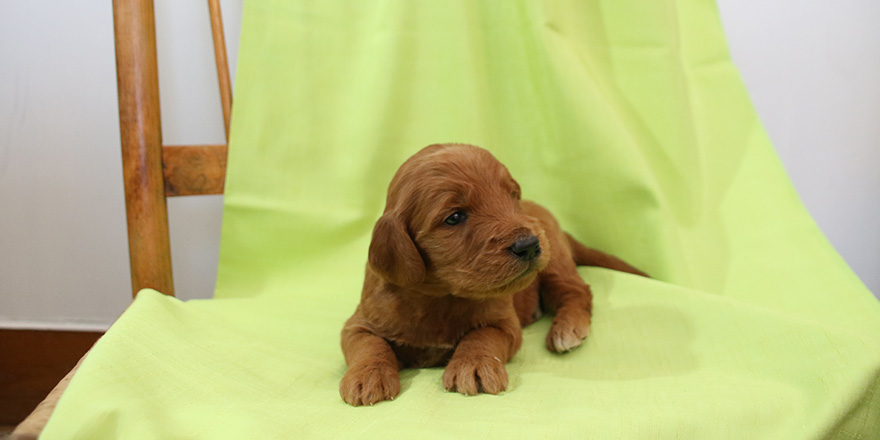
(0, 329, 102, 428)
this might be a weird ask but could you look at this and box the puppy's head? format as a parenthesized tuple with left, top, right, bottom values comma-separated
(369, 143, 550, 299)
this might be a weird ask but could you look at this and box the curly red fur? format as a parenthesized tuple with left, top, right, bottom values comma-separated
(340, 143, 647, 405)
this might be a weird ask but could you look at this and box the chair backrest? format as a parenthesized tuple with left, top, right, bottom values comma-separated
(113, 0, 231, 297)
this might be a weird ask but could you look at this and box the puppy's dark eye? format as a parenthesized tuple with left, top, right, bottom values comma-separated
(444, 211, 467, 226)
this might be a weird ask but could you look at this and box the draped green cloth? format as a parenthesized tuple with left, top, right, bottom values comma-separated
(43, 1, 880, 438)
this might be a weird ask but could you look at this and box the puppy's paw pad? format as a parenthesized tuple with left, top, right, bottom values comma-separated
(546, 313, 591, 353)
(442, 357, 508, 396)
(339, 363, 400, 406)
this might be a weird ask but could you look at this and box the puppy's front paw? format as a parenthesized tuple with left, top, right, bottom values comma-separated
(546, 308, 591, 353)
(442, 356, 508, 396)
(339, 363, 400, 406)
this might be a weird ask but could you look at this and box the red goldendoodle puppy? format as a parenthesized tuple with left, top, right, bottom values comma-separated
(340, 143, 647, 406)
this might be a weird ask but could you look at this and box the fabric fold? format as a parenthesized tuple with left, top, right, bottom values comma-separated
(44, 0, 880, 438)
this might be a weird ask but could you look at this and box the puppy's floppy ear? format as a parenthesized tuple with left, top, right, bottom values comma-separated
(368, 212, 426, 287)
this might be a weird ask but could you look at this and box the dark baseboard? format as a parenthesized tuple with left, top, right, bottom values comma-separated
(0, 329, 103, 426)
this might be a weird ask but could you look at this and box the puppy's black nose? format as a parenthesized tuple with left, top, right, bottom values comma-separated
(509, 235, 541, 260)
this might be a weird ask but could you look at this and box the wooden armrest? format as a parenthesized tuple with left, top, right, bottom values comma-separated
(11, 350, 90, 440)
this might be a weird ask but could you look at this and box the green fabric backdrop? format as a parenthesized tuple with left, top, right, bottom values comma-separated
(43, 0, 880, 438)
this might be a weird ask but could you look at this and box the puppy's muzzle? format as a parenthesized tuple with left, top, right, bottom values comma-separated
(509, 235, 541, 261)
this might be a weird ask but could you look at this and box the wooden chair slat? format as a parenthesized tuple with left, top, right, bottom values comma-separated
(163, 144, 229, 196)
(14, 0, 233, 436)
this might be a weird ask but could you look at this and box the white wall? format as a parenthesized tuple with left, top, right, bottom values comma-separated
(0, 2, 877, 330)
(0, 1, 240, 330)
(717, 0, 880, 295)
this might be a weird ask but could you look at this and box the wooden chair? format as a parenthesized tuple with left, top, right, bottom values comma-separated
(11, 0, 232, 437)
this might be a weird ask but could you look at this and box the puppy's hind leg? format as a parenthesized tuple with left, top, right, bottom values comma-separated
(540, 263, 594, 353)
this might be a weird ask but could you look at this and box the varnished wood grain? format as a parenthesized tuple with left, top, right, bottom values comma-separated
(13, 0, 233, 437)
(208, 0, 233, 141)
(114, 0, 174, 297)
(163, 144, 228, 196)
